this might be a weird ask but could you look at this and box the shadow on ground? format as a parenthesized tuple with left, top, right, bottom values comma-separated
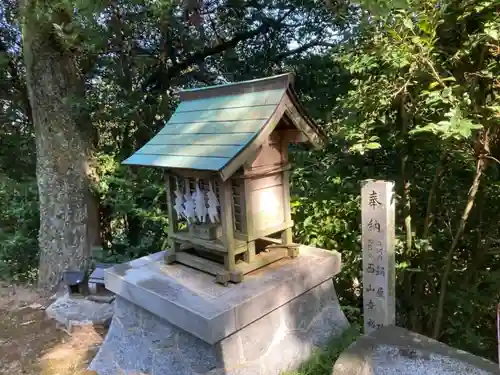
(0, 283, 107, 375)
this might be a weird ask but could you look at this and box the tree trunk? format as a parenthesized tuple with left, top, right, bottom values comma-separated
(22, 5, 99, 289)
(410, 150, 447, 332)
(422, 151, 447, 239)
(463, 188, 491, 286)
(398, 94, 412, 254)
(432, 156, 486, 339)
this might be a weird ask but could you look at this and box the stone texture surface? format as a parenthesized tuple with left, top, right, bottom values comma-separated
(104, 246, 341, 344)
(361, 180, 396, 334)
(332, 325, 500, 375)
(89, 279, 349, 375)
(46, 293, 114, 328)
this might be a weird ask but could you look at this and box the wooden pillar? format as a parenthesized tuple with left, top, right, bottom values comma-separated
(281, 170, 293, 245)
(165, 173, 180, 264)
(280, 135, 296, 258)
(219, 179, 235, 271)
(243, 178, 256, 263)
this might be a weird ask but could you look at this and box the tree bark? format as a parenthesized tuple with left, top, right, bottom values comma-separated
(432, 155, 486, 339)
(22, 4, 99, 289)
(422, 151, 447, 239)
(399, 96, 412, 254)
(463, 189, 488, 286)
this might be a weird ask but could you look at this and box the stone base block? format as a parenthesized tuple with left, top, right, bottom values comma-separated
(332, 325, 500, 375)
(90, 247, 349, 374)
(89, 280, 349, 375)
(46, 293, 114, 331)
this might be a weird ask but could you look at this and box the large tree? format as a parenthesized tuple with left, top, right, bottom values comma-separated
(21, 1, 99, 289)
(16, 0, 347, 288)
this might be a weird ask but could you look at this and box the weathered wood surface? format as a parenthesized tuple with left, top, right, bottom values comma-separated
(147, 133, 254, 146)
(135, 144, 243, 158)
(219, 179, 236, 271)
(159, 119, 265, 134)
(124, 154, 231, 170)
(175, 88, 285, 112)
(169, 105, 276, 124)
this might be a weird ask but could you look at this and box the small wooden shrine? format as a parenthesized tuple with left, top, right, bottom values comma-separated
(123, 73, 326, 284)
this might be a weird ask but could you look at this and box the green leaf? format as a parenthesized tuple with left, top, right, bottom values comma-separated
(442, 87, 452, 98)
(411, 36, 421, 45)
(410, 123, 439, 135)
(403, 18, 413, 29)
(417, 19, 431, 34)
(365, 142, 381, 150)
(485, 28, 499, 40)
(428, 81, 440, 89)
(405, 268, 424, 273)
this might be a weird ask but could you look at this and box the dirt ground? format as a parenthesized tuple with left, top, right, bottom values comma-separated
(0, 282, 107, 375)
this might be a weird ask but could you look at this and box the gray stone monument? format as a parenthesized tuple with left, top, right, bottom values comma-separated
(332, 325, 500, 375)
(361, 180, 396, 334)
(88, 247, 350, 375)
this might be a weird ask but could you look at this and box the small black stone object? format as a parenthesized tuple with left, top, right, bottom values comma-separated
(62, 269, 88, 296)
(88, 263, 116, 297)
(89, 263, 115, 285)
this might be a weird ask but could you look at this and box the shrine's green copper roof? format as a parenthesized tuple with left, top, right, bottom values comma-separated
(122, 73, 325, 180)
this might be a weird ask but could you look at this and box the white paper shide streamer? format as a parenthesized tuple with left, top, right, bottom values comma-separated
(207, 181, 220, 224)
(173, 178, 219, 225)
(183, 187, 196, 224)
(173, 179, 186, 220)
(194, 179, 208, 223)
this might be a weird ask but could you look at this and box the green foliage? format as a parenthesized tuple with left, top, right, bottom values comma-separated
(0, 177, 39, 282)
(319, 0, 500, 358)
(91, 153, 169, 263)
(291, 139, 364, 304)
(410, 107, 483, 140)
(281, 325, 361, 375)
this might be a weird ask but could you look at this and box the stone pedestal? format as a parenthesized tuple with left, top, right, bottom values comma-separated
(89, 246, 349, 375)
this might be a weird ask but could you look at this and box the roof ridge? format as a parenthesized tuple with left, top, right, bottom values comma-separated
(179, 73, 294, 94)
